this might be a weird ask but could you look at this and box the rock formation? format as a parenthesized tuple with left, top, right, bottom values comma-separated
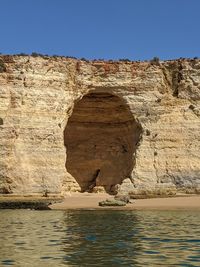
(0, 55, 199, 197)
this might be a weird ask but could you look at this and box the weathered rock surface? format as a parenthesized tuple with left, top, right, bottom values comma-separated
(114, 194, 130, 203)
(99, 199, 127, 207)
(0, 55, 199, 197)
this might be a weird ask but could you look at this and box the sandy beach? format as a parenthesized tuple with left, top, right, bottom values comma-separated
(49, 193, 200, 210)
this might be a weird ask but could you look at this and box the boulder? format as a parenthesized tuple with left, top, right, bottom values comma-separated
(98, 199, 127, 207)
(114, 194, 130, 203)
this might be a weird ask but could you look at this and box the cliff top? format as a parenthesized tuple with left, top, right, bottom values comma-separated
(0, 53, 199, 64)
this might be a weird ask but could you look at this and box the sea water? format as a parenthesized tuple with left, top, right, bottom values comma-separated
(0, 209, 199, 266)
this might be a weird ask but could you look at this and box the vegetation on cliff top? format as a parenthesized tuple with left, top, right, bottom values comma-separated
(0, 52, 199, 64)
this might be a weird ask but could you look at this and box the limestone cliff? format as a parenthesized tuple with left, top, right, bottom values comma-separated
(0, 55, 199, 197)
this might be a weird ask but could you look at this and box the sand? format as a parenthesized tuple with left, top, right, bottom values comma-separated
(49, 193, 200, 210)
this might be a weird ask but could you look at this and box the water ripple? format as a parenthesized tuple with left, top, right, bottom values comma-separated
(0, 210, 199, 266)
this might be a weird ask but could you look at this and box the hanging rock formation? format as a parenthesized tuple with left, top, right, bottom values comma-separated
(0, 55, 199, 197)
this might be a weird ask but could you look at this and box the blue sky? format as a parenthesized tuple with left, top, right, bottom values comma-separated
(0, 0, 199, 60)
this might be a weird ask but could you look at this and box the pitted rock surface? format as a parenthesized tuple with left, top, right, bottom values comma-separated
(0, 55, 199, 196)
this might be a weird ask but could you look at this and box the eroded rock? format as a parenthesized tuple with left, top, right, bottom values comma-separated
(99, 199, 127, 207)
(114, 194, 130, 203)
(0, 55, 199, 197)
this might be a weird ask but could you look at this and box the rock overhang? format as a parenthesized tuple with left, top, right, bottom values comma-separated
(0, 54, 199, 196)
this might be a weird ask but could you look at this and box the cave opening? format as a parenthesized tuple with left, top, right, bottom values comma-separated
(64, 92, 142, 193)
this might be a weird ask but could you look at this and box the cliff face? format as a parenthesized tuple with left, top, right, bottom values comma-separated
(0, 55, 199, 196)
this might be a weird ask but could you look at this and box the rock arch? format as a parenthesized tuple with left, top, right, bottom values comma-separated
(64, 92, 142, 193)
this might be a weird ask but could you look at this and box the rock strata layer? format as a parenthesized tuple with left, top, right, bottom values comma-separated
(0, 55, 199, 197)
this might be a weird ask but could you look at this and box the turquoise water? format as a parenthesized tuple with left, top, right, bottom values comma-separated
(0, 210, 200, 266)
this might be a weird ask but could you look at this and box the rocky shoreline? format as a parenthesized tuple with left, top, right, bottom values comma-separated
(0, 197, 63, 210)
(1, 193, 200, 210)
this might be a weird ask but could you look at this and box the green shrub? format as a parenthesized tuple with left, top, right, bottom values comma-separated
(31, 52, 39, 57)
(119, 58, 131, 62)
(31, 52, 46, 57)
(150, 56, 160, 65)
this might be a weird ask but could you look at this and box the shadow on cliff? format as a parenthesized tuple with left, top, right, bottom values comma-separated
(64, 92, 142, 194)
